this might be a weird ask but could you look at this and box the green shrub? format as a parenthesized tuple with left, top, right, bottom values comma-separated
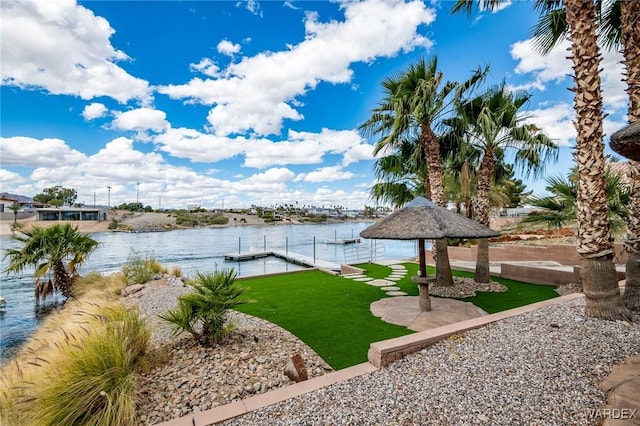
(159, 269, 251, 345)
(210, 215, 228, 225)
(121, 251, 165, 285)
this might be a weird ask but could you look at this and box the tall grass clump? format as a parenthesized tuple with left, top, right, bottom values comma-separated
(0, 283, 150, 426)
(159, 269, 251, 345)
(121, 250, 166, 285)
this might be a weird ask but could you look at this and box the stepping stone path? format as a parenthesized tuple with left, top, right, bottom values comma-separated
(342, 263, 409, 297)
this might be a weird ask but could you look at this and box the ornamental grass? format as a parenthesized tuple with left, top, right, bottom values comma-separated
(0, 275, 150, 426)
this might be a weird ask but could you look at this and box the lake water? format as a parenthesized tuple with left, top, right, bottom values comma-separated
(0, 222, 420, 360)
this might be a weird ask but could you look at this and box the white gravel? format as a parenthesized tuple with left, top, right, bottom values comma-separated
(222, 297, 639, 426)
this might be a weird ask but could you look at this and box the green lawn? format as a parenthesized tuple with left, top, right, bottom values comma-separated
(235, 268, 413, 370)
(235, 262, 559, 370)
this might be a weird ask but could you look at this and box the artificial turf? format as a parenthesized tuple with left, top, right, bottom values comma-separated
(235, 267, 413, 370)
(235, 262, 559, 370)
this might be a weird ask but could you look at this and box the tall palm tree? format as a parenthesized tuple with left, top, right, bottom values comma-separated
(530, 0, 638, 315)
(3, 223, 100, 302)
(453, 0, 631, 319)
(360, 57, 487, 286)
(452, 82, 558, 282)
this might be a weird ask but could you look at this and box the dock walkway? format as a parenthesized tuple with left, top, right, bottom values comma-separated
(224, 250, 341, 272)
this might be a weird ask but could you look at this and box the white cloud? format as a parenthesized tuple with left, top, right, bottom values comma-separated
(294, 165, 355, 183)
(111, 108, 170, 134)
(0, 169, 22, 183)
(217, 39, 241, 56)
(0, 0, 152, 104)
(511, 37, 627, 115)
(153, 128, 248, 162)
(525, 103, 575, 147)
(82, 102, 108, 120)
(190, 58, 221, 77)
(152, 127, 369, 169)
(511, 38, 571, 90)
(158, 0, 435, 136)
(243, 128, 369, 168)
(237, 0, 262, 16)
(0, 136, 86, 167)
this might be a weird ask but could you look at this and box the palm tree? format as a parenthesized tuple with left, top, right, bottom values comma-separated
(452, 82, 558, 282)
(370, 136, 427, 208)
(523, 167, 630, 234)
(3, 223, 100, 302)
(453, 0, 630, 320)
(360, 57, 487, 286)
(7, 202, 20, 223)
(529, 0, 636, 317)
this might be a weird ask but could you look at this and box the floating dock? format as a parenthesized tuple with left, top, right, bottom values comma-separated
(224, 250, 341, 272)
(325, 238, 360, 245)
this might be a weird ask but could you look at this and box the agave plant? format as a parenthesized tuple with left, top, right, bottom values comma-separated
(159, 269, 251, 345)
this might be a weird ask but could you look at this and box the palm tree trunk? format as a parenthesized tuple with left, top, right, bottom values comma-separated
(474, 149, 494, 283)
(565, 0, 630, 320)
(620, 0, 640, 311)
(422, 125, 454, 287)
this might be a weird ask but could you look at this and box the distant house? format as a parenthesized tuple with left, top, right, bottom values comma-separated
(37, 207, 108, 221)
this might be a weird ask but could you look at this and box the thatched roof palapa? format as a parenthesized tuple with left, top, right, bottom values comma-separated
(610, 121, 640, 161)
(360, 197, 499, 240)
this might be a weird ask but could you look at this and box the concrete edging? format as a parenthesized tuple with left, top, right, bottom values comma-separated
(368, 293, 585, 368)
(157, 362, 378, 426)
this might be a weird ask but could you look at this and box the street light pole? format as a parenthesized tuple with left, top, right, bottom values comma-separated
(107, 186, 111, 208)
(136, 182, 140, 205)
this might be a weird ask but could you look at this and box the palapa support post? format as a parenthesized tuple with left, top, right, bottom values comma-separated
(412, 274, 433, 311)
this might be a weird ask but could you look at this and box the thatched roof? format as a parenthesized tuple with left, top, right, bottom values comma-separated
(610, 121, 640, 161)
(360, 197, 500, 240)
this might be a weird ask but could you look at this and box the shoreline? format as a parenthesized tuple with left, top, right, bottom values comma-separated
(0, 211, 375, 237)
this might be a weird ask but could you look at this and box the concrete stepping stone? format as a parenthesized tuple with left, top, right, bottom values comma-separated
(368, 279, 394, 287)
(353, 277, 373, 282)
(387, 274, 404, 279)
(389, 265, 407, 270)
(381, 286, 400, 291)
(343, 274, 367, 279)
(386, 290, 408, 296)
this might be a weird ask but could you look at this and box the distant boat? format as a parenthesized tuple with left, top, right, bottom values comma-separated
(325, 238, 360, 245)
(0, 297, 6, 312)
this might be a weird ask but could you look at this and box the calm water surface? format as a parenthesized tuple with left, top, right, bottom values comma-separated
(0, 222, 419, 359)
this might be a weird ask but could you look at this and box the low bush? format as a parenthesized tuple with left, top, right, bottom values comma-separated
(121, 251, 166, 285)
(159, 269, 252, 345)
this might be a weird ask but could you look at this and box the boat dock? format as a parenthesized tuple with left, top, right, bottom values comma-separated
(325, 238, 360, 245)
(224, 250, 341, 272)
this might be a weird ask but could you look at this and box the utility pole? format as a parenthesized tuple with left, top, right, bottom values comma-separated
(107, 186, 111, 208)
(136, 182, 140, 205)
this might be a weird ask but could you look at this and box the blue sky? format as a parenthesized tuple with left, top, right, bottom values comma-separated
(0, 0, 629, 210)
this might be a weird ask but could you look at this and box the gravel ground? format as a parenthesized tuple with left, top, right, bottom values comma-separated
(123, 279, 333, 425)
(222, 298, 639, 426)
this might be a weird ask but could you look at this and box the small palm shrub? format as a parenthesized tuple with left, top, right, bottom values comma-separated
(159, 269, 251, 345)
(121, 251, 166, 285)
(0, 290, 150, 426)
